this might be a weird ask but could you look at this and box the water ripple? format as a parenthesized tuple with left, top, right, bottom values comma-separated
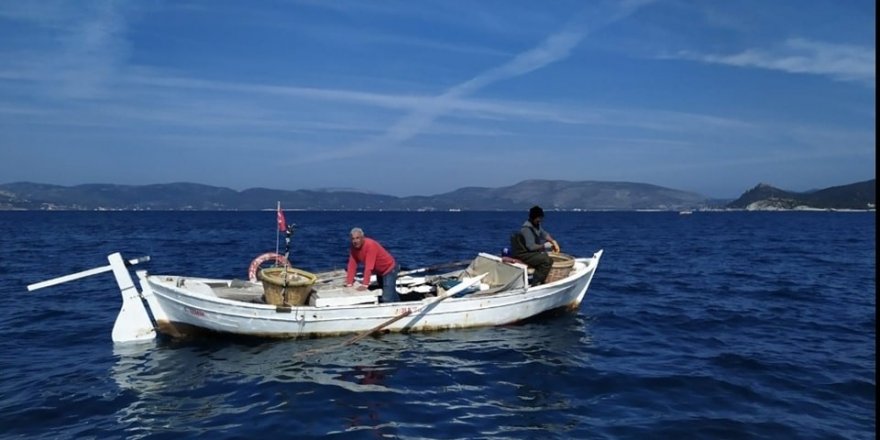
(0, 211, 874, 439)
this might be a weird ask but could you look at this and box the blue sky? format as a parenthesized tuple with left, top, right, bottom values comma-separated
(0, 0, 874, 198)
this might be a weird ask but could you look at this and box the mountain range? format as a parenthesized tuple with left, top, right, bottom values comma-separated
(726, 179, 875, 210)
(0, 179, 874, 211)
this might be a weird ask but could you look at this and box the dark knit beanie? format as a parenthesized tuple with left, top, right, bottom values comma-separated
(529, 205, 544, 220)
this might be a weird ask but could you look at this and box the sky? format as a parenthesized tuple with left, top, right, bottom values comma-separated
(0, 0, 875, 198)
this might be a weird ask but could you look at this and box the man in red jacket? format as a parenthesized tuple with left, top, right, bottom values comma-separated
(345, 227, 400, 303)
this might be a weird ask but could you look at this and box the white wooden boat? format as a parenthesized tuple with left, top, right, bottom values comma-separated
(28, 250, 603, 343)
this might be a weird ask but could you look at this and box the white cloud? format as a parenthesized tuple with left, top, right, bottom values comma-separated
(676, 38, 875, 87)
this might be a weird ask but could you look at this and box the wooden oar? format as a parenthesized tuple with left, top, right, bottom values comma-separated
(296, 273, 487, 357)
(399, 259, 472, 277)
(315, 259, 472, 285)
(342, 310, 415, 346)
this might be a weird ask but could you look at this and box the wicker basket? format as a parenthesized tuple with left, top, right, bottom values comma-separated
(259, 267, 318, 306)
(545, 252, 575, 283)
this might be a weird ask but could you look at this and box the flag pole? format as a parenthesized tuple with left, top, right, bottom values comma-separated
(275, 201, 281, 256)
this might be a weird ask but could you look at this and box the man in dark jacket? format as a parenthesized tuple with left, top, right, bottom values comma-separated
(510, 206, 559, 285)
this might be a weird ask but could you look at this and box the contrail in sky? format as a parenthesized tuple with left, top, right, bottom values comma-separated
(370, 0, 653, 149)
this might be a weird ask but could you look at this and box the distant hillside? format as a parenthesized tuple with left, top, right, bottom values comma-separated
(0, 180, 709, 211)
(393, 180, 708, 211)
(0, 182, 402, 211)
(1, 178, 871, 211)
(727, 179, 875, 210)
(0, 182, 242, 210)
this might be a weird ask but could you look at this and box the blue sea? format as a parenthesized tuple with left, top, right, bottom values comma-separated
(0, 211, 875, 439)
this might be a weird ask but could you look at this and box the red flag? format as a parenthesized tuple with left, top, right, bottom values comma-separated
(277, 205, 286, 232)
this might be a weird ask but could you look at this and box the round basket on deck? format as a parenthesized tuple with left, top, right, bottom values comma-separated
(545, 252, 575, 283)
(258, 267, 317, 306)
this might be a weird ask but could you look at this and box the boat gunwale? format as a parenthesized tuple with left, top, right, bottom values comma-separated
(140, 251, 602, 339)
(144, 257, 595, 312)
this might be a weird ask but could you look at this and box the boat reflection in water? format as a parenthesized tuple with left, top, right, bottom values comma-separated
(110, 314, 595, 437)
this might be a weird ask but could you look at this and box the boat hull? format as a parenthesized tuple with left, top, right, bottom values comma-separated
(139, 251, 603, 339)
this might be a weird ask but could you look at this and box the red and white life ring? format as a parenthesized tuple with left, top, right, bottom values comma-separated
(248, 252, 290, 282)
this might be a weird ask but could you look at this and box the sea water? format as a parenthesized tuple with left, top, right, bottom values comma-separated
(0, 211, 874, 439)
